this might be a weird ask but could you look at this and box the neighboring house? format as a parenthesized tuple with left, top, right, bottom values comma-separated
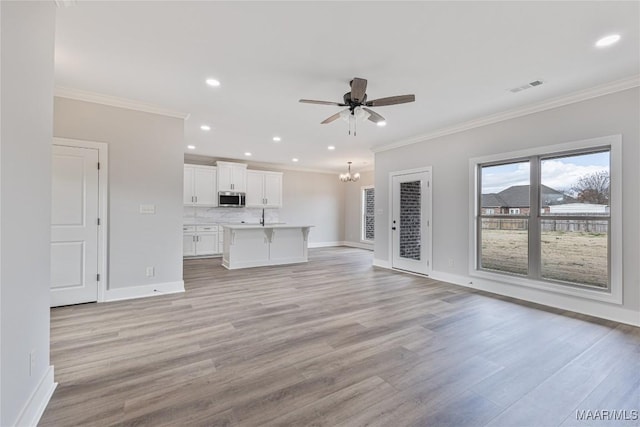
(549, 203, 609, 214)
(481, 184, 572, 215)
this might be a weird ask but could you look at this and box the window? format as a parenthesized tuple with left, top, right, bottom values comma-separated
(479, 160, 530, 276)
(477, 146, 612, 291)
(362, 186, 375, 242)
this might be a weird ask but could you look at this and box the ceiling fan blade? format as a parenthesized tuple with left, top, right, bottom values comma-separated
(365, 94, 415, 107)
(350, 78, 368, 103)
(299, 99, 346, 106)
(321, 111, 342, 124)
(363, 107, 385, 124)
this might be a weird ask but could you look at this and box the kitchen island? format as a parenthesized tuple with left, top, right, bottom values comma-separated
(221, 224, 313, 269)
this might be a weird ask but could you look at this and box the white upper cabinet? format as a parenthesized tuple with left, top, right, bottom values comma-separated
(183, 166, 195, 205)
(246, 171, 264, 207)
(263, 173, 282, 208)
(184, 165, 217, 206)
(217, 161, 247, 192)
(246, 170, 283, 208)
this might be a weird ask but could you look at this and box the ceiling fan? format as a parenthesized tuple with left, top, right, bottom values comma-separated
(299, 77, 415, 134)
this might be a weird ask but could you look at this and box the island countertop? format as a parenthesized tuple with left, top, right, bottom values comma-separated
(220, 224, 314, 230)
(221, 224, 313, 269)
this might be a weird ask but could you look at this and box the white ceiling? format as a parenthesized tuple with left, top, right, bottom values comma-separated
(54, 1, 639, 172)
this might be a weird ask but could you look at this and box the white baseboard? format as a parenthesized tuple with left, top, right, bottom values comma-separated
(342, 241, 374, 251)
(308, 241, 344, 248)
(372, 258, 391, 269)
(104, 280, 185, 302)
(14, 365, 57, 427)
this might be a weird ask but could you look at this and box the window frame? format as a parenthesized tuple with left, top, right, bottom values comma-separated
(469, 135, 622, 304)
(361, 185, 375, 243)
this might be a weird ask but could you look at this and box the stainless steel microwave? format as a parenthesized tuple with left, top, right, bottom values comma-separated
(218, 191, 245, 207)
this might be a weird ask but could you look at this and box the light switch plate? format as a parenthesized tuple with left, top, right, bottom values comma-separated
(139, 204, 156, 214)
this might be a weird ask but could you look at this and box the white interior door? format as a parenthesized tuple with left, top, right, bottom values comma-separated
(391, 170, 432, 275)
(51, 145, 100, 306)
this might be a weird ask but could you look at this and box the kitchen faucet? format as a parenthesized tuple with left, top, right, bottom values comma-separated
(260, 208, 265, 226)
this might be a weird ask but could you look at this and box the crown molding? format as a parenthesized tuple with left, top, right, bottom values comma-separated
(54, 86, 190, 119)
(184, 153, 374, 175)
(371, 74, 640, 153)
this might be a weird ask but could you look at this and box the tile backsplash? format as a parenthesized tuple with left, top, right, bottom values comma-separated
(184, 207, 280, 224)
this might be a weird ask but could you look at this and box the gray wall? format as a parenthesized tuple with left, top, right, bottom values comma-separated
(53, 97, 185, 290)
(343, 170, 374, 249)
(279, 169, 345, 245)
(374, 88, 639, 321)
(1, 2, 55, 425)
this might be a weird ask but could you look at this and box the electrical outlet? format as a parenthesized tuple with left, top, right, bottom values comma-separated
(448, 258, 454, 268)
(29, 350, 36, 376)
(146, 267, 155, 277)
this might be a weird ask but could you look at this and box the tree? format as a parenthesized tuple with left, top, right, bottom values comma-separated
(571, 171, 609, 204)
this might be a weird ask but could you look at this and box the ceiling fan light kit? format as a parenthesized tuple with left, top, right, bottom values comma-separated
(339, 162, 360, 182)
(300, 77, 415, 135)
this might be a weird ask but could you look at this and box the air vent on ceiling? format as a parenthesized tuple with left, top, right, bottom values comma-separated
(509, 80, 544, 93)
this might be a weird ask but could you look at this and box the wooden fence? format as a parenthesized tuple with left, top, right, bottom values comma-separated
(482, 218, 608, 233)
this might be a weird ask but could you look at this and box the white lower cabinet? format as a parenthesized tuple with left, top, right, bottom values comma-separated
(183, 233, 196, 256)
(183, 225, 222, 257)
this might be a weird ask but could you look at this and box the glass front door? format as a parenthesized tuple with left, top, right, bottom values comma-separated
(391, 170, 432, 274)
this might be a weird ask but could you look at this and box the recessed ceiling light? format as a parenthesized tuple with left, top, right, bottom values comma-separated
(273, 136, 281, 142)
(206, 78, 221, 87)
(595, 34, 621, 48)
(244, 152, 252, 156)
(187, 145, 196, 150)
(292, 158, 299, 162)
(327, 145, 335, 150)
(200, 125, 211, 131)
(377, 121, 387, 127)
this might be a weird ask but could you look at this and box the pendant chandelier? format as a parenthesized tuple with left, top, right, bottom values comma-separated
(339, 162, 360, 182)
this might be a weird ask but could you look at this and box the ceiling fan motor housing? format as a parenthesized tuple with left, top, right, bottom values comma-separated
(344, 92, 367, 110)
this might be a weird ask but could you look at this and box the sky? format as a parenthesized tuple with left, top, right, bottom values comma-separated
(482, 151, 609, 194)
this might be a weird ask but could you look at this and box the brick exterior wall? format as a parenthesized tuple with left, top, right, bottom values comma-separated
(364, 188, 375, 241)
(400, 181, 421, 260)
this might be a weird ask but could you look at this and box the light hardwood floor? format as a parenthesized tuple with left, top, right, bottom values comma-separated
(41, 247, 639, 426)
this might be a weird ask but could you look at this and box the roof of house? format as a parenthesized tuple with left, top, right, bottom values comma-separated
(482, 185, 571, 208)
(481, 193, 506, 208)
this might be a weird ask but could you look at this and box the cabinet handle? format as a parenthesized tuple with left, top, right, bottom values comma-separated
(195, 196, 198, 203)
